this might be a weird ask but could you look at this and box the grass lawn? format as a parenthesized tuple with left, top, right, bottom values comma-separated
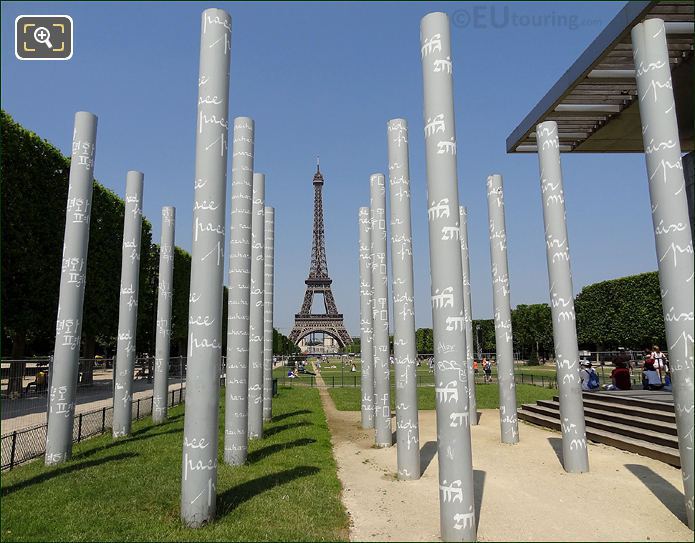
(1, 387, 348, 542)
(328, 383, 558, 411)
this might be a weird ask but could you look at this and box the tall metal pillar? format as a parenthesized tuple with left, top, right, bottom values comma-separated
(387, 118, 420, 479)
(153, 206, 175, 424)
(224, 117, 254, 465)
(247, 173, 265, 439)
(112, 171, 144, 438)
(632, 18, 694, 529)
(485, 174, 519, 444)
(45, 111, 98, 465)
(358, 207, 375, 429)
(420, 12, 475, 541)
(459, 206, 478, 426)
(180, 8, 231, 527)
(535, 121, 589, 473)
(370, 173, 392, 448)
(262, 207, 275, 422)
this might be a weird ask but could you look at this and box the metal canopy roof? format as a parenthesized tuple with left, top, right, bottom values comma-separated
(506, 1, 694, 153)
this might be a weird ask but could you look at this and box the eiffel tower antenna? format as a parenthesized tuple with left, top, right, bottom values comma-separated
(288, 163, 352, 350)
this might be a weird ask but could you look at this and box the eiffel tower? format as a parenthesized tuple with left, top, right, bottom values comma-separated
(289, 162, 352, 349)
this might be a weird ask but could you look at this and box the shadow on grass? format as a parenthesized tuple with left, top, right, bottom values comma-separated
(248, 438, 317, 463)
(625, 464, 688, 525)
(270, 410, 312, 423)
(129, 412, 184, 437)
(217, 466, 321, 516)
(474, 469, 486, 531)
(72, 428, 181, 461)
(547, 437, 563, 467)
(420, 440, 437, 476)
(264, 421, 312, 438)
(1, 452, 139, 497)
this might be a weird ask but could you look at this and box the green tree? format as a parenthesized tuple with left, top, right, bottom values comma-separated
(575, 271, 664, 350)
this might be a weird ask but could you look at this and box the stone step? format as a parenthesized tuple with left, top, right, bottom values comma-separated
(581, 392, 674, 413)
(537, 399, 677, 435)
(526, 403, 679, 449)
(553, 396, 676, 423)
(518, 408, 681, 468)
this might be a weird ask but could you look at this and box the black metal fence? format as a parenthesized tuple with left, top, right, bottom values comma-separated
(1, 386, 185, 471)
(274, 369, 646, 390)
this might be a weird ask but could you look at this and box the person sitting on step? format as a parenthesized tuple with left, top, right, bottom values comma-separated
(604, 360, 631, 391)
(642, 361, 664, 391)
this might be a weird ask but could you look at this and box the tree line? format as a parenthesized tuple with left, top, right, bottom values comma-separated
(1, 110, 296, 367)
(415, 271, 664, 358)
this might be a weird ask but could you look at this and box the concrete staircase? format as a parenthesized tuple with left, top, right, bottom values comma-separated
(518, 391, 680, 467)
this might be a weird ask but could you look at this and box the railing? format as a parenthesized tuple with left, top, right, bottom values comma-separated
(1, 386, 186, 471)
(273, 368, 646, 390)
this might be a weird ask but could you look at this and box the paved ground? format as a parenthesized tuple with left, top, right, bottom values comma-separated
(314, 369, 691, 541)
(1, 379, 184, 434)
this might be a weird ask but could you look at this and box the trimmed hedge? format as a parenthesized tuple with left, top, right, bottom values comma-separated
(1, 109, 185, 357)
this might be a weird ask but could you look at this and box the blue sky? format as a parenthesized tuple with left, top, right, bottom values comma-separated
(2, 1, 658, 336)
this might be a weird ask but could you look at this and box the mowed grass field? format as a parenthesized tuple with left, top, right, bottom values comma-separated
(275, 356, 641, 389)
(0, 388, 348, 542)
(327, 382, 559, 411)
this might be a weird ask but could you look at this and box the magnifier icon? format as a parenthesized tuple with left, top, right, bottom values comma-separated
(33, 26, 53, 49)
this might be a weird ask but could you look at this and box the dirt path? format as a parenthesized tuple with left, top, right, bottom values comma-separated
(314, 373, 692, 541)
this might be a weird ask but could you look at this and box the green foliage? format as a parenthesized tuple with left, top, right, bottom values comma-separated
(472, 319, 496, 352)
(511, 303, 554, 358)
(415, 327, 433, 353)
(273, 328, 300, 355)
(345, 337, 361, 354)
(575, 271, 665, 349)
(1, 109, 192, 357)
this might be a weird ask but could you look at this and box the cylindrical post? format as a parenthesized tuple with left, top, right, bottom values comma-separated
(180, 8, 231, 528)
(262, 207, 275, 422)
(420, 13, 476, 541)
(358, 208, 375, 429)
(370, 173, 392, 448)
(632, 18, 694, 529)
(112, 171, 144, 438)
(485, 175, 519, 444)
(247, 173, 265, 439)
(153, 207, 176, 424)
(459, 207, 478, 425)
(45, 111, 98, 465)
(387, 119, 420, 479)
(224, 117, 254, 465)
(535, 120, 589, 474)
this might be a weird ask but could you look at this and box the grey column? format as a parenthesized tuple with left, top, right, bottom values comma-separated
(358, 207, 375, 429)
(535, 121, 589, 474)
(370, 173, 392, 448)
(45, 111, 97, 465)
(153, 206, 176, 424)
(459, 206, 478, 426)
(180, 8, 231, 527)
(247, 173, 265, 439)
(485, 175, 519, 444)
(262, 207, 275, 422)
(420, 13, 476, 541)
(387, 119, 420, 479)
(112, 171, 144, 438)
(224, 117, 254, 465)
(632, 18, 694, 529)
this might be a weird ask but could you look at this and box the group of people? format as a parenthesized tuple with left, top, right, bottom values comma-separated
(578, 346, 670, 393)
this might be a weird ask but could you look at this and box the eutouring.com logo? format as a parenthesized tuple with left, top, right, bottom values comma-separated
(452, 6, 602, 31)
